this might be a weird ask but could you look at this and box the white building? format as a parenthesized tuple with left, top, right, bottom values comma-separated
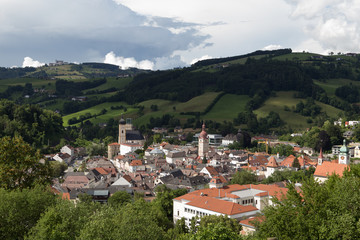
(173, 183, 288, 227)
(120, 143, 142, 155)
(61, 145, 75, 158)
(265, 156, 278, 178)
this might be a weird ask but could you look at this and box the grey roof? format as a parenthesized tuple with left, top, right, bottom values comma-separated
(126, 130, 144, 141)
(167, 151, 186, 158)
(170, 169, 184, 178)
(150, 148, 164, 154)
(223, 134, 237, 141)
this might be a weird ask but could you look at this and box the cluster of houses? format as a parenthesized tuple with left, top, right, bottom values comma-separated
(51, 116, 354, 236)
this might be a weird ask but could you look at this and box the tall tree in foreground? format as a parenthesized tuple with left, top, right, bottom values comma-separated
(0, 186, 56, 240)
(0, 136, 52, 190)
(256, 171, 360, 240)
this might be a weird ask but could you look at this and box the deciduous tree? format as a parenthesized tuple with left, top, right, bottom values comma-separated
(0, 136, 52, 190)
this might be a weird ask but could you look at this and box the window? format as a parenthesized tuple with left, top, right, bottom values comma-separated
(177, 211, 179, 216)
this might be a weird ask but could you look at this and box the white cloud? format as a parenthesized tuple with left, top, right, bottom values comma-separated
(154, 55, 186, 70)
(0, 0, 209, 68)
(262, 45, 283, 51)
(104, 51, 154, 70)
(286, 0, 360, 53)
(22, 57, 45, 68)
(190, 55, 212, 65)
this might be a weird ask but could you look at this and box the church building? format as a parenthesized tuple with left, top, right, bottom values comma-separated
(314, 139, 350, 183)
(108, 117, 145, 159)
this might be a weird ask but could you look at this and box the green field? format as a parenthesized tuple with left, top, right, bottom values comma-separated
(131, 92, 222, 126)
(314, 78, 360, 96)
(272, 52, 316, 61)
(254, 91, 343, 130)
(204, 94, 250, 122)
(176, 92, 221, 112)
(84, 77, 132, 92)
(63, 102, 135, 127)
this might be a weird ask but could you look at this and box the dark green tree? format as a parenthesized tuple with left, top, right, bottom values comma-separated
(230, 170, 258, 185)
(0, 186, 56, 240)
(108, 191, 132, 207)
(0, 136, 52, 190)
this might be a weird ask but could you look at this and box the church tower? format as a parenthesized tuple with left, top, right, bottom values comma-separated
(318, 148, 323, 166)
(198, 122, 209, 159)
(118, 117, 127, 144)
(339, 139, 349, 165)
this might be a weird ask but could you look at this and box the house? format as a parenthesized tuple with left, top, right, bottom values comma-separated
(53, 153, 72, 164)
(60, 145, 75, 158)
(166, 151, 186, 164)
(200, 166, 219, 178)
(149, 148, 164, 157)
(265, 156, 278, 178)
(111, 175, 133, 188)
(239, 216, 264, 236)
(61, 173, 90, 189)
(173, 183, 288, 227)
(222, 134, 237, 146)
(129, 160, 144, 173)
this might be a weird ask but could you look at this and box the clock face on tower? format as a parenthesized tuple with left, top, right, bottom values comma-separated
(341, 156, 345, 160)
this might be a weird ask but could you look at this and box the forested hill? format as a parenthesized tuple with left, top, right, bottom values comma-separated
(112, 49, 359, 110)
(192, 48, 293, 67)
(0, 62, 149, 80)
(120, 59, 314, 104)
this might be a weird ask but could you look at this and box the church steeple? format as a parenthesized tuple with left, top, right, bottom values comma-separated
(339, 139, 349, 165)
(318, 147, 323, 166)
(198, 121, 209, 159)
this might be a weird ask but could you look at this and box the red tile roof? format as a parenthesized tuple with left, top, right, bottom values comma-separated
(205, 166, 219, 176)
(109, 142, 120, 146)
(267, 157, 278, 168)
(182, 195, 258, 215)
(94, 167, 108, 175)
(314, 161, 349, 177)
(239, 216, 265, 228)
(175, 184, 287, 200)
(130, 160, 143, 166)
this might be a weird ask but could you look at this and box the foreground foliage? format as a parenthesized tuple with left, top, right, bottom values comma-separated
(0, 136, 52, 190)
(256, 165, 360, 240)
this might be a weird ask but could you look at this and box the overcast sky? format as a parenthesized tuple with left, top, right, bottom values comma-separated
(1, 0, 360, 69)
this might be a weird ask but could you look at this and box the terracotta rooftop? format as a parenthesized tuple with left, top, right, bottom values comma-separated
(175, 183, 288, 200)
(182, 195, 258, 215)
(239, 216, 265, 228)
(109, 142, 120, 146)
(279, 155, 296, 167)
(130, 160, 143, 166)
(267, 157, 278, 168)
(204, 166, 219, 176)
(314, 161, 349, 177)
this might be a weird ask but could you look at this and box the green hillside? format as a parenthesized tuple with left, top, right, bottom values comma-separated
(254, 91, 344, 130)
(1, 49, 360, 134)
(63, 102, 136, 127)
(204, 94, 250, 121)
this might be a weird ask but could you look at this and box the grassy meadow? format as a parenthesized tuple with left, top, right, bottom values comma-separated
(203, 94, 250, 122)
(63, 102, 136, 127)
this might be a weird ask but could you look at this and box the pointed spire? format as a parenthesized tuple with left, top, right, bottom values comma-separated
(319, 147, 323, 159)
(199, 121, 207, 139)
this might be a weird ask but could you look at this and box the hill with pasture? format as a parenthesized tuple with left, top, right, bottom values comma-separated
(1, 49, 360, 133)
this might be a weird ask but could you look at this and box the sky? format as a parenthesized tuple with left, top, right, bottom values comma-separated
(1, 0, 360, 70)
